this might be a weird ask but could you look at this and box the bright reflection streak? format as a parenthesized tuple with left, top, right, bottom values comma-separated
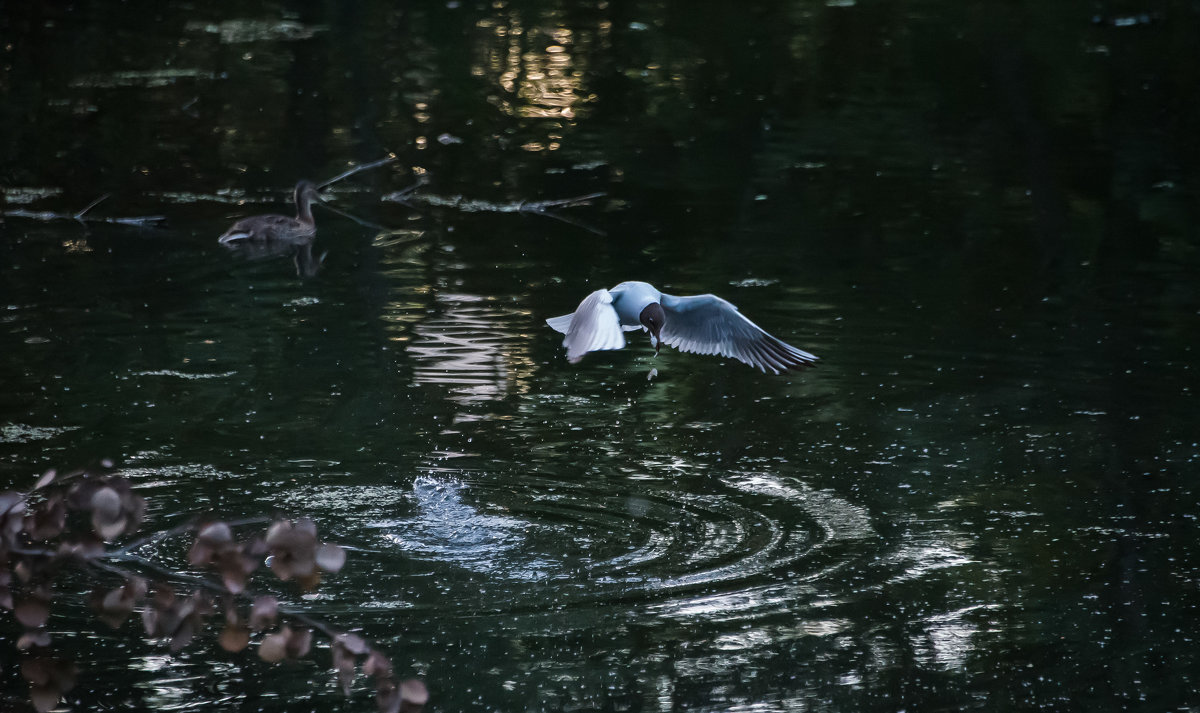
(883, 528, 987, 671)
(918, 604, 995, 671)
(474, 12, 593, 127)
(132, 655, 242, 709)
(406, 292, 533, 405)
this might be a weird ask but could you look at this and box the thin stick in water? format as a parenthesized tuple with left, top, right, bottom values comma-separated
(74, 194, 112, 220)
(318, 154, 399, 191)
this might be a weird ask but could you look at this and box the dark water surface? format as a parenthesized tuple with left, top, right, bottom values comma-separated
(3, 1, 1199, 711)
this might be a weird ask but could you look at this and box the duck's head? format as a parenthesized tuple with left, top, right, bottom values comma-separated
(294, 180, 324, 206)
(639, 303, 666, 355)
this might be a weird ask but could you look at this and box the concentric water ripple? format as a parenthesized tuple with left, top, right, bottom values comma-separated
(374, 468, 874, 617)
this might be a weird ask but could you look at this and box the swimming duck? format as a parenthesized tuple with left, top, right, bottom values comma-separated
(218, 180, 323, 243)
(547, 281, 818, 374)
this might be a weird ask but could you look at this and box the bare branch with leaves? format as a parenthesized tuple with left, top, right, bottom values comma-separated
(1, 464, 426, 713)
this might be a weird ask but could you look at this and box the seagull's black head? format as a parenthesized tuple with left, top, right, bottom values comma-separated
(639, 303, 666, 355)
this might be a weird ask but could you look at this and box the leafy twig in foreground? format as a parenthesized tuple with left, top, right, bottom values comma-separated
(1, 466, 427, 713)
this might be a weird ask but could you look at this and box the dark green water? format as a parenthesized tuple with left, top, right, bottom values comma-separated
(2, 1, 1199, 711)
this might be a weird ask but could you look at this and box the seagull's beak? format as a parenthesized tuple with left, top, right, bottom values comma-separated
(639, 302, 666, 358)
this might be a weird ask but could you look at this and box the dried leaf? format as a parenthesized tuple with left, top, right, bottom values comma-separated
(127, 577, 148, 599)
(266, 519, 319, 581)
(25, 495, 66, 540)
(336, 632, 369, 655)
(90, 487, 121, 521)
(400, 679, 429, 706)
(220, 570, 247, 595)
(264, 520, 291, 548)
(376, 680, 402, 713)
(34, 469, 57, 490)
(21, 659, 52, 686)
(187, 541, 213, 567)
(14, 559, 33, 583)
(64, 480, 98, 510)
(102, 587, 132, 613)
(286, 627, 312, 658)
(97, 611, 129, 630)
(92, 580, 144, 629)
(315, 543, 346, 573)
(364, 651, 392, 679)
(93, 514, 127, 540)
(0, 491, 24, 516)
(259, 629, 289, 663)
(197, 521, 233, 545)
(1, 492, 27, 541)
(30, 685, 60, 713)
(20, 657, 75, 690)
(242, 537, 268, 569)
(169, 619, 196, 653)
(122, 492, 146, 531)
(337, 665, 356, 695)
(249, 596, 278, 631)
(15, 597, 50, 628)
(219, 624, 251, 652)
(296, 570, 322, 591)
(141, 606, 159, 636)
(18, 629, 51, 649)
(95, 588, 133, 628)
(152, 583, 176, 609)
(332, 641, 357, 694)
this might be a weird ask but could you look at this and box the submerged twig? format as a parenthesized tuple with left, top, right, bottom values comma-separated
(318, 201, 392, 232)
(318, 154, 398, 191)
(74, 193, 111, 220)
(3, 194, 167, 226)
(380, 174, 431, 208)
(518, 192, 606, 212)
(382, 189, 606, 235)
(519, 193, 607, 235)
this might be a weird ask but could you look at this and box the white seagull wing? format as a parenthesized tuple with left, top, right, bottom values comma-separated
(545, 313, 574, 334)
(556, 289, 626, 363)
(658, 293, 818, 374)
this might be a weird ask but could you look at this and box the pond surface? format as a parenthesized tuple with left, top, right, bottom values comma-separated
(2, 1, 1199, 711)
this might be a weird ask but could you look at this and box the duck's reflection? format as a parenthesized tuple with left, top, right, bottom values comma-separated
(220, 238, 326, 277)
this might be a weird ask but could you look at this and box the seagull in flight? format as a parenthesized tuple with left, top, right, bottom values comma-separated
(546, 281, 818, 374)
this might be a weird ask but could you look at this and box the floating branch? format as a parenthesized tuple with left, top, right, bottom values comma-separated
(518, 192, 607, 212)
(3, 193, 166, 226)
(382, 186, 606, 235)
(318, 154, 399, 191)
(378, 174, 431, 207)
(318, 201, 393, 232)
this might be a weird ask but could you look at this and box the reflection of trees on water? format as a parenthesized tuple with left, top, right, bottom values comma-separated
(7, 1, 1196, 281)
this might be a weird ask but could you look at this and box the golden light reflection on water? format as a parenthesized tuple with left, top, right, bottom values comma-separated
(473, 10, 600, 134)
